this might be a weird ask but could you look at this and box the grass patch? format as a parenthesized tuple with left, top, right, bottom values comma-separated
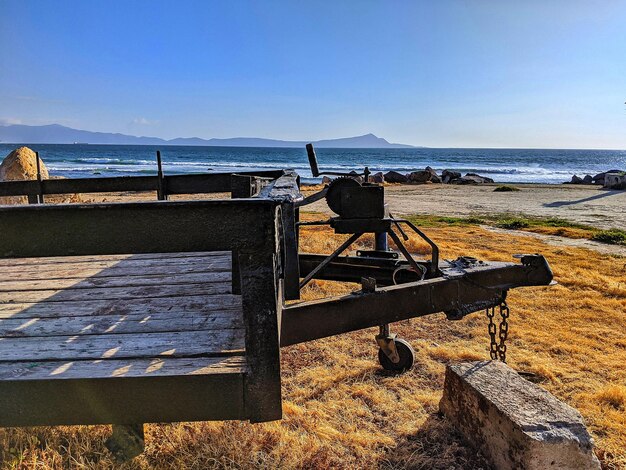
(591, 229, 626, 245)
(406, 213, 625, 246)
(493, 185, 520, 192)
(495, 218, 530, 229)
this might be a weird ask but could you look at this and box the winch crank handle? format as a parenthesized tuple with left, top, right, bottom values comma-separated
(389, 213, 409, 241)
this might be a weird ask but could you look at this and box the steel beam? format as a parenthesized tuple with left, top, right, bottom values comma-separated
(280, 256, 553, 346)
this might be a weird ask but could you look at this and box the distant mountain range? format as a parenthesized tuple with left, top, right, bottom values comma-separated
(0, 124, 414, 148)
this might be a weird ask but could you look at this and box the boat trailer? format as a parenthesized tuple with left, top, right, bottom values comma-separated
(0, 146, 553, 459)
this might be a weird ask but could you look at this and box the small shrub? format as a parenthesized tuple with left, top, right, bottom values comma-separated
(493, 185, 519, 192)
(496, 218, 530, 230)
(591, 229, 626, 245)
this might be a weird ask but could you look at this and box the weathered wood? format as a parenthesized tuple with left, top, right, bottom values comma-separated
(230, 176, 256, 295)
(0, 281, 231, 303)
(0, 294, 241, 318)
(0, 171, 285, 198)
(239, 213, 282, 422)
(0, 369, 246, 426)
(0, 310, 242, 337)
(0, 200, 277, 258)
(0, 260, 231, 282)
(0, 251, 231, 267)
(0, 356, 246, 381)
(0, 271, 231, 292)
(281, 202, 300, 300)
(0, 329, 245, 362)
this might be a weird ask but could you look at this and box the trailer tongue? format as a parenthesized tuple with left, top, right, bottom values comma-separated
(279, 145, 553, 370)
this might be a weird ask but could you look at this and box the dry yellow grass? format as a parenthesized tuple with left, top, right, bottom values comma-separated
(1, 213, 625, 469)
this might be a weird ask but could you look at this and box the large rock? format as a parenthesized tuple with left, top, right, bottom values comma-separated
(407, 167, 441, 184)
(0, 147, 81, 205)
(442, 169, 461, 184)
(465, 172, 494, 183)
(450, 173, 494, 185)
(0, 147, 49, 204)
(370, 171, 384, 184)
(407, 170, 432, 183)
(0, 146, 49, 181)
(424, 166, 442, 183)
(383, 170, 408, 183)
(582, 174, 593, 184)
(440, 361, 600, 470)
(569, 175, 583, 184)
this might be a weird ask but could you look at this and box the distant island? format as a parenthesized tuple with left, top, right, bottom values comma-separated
(0, 124, 415, 148)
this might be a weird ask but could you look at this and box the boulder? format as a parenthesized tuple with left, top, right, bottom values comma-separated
(384, 170, 408, 183)
(348, 170, 364, 183)
(465, 172, 495, 183)
(0, 147, 81, 205)
(407, 170, 432, 184)
(582, 174, 593, 184)
(370, 172, 384, 184)
(0, 146, 49, 181)
(424, 166, 442, 183)
(321, 176, 332, 184)
(451, 174, 495, 185)
(442, 170, 461, 184)
(0, 147, 49, 204)
(440, 361, 600, 470)
(570, 175, 583, 184)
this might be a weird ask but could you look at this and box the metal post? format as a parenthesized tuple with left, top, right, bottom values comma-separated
(156, 151, 167, 200)
(375, 232, 388, 251)
(35, 152, 44, 204)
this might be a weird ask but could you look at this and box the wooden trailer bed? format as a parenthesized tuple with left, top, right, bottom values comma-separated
(0, 251, 248, 426)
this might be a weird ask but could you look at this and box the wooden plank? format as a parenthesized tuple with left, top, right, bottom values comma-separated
(0, 251, 231, 267)
(0, 271, 231, 292)
(239, 244, 282, 422)
(0, 310, 243, 337)
(0, 330, 245, 362)
(0, 281, 232, 303)
(0, 294, 241, 318)
(0, 260, 231, 282)
(0, 356, 246, 381)
(0, 199, 277, 258)
(0, 369, 246, 426)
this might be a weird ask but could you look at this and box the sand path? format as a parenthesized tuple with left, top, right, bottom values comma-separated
(307, 183, 625, 231)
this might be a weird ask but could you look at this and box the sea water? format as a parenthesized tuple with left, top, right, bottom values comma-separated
(0, 144, 624, 184)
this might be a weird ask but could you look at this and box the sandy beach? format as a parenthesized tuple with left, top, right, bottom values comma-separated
(304, 183, 626, 231)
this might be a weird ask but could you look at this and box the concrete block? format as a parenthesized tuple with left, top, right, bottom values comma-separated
(439, 361, 600, 470)
(604, 172, 626, 189)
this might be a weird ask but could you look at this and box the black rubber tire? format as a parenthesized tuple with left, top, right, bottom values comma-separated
(378, 338, 415, 373)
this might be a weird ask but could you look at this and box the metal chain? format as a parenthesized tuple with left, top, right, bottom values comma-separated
(497, 301, 510, 362)
(486, 300, 510, 362)
(486, 306, 499, 360)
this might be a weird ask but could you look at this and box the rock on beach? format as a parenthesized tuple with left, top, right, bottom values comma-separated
(0, 147, 49, 204)
(0, 146, 82, 204)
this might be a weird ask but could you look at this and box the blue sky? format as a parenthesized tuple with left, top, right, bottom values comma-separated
(1, 1, 625, 148)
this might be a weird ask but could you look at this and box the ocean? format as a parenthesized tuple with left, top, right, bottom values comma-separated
(1, 144, 624, 184)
